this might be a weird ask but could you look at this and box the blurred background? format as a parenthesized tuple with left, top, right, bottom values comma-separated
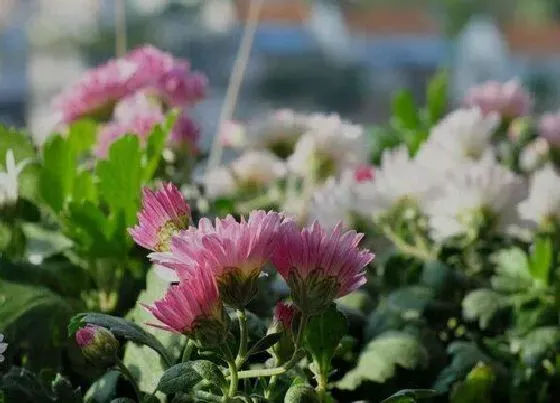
(1, 0, 560, 147)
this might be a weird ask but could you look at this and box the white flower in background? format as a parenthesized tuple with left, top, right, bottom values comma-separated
(519, 138, 549, 174)
(426, 152, 525, 242)
(288, 113, 369, 179)
(0, 149, 29, 208)
(219, 120, 246, 148)
(416, 108, 500, 175)
(310, 166, 376, 229)
(0, 333, 7, 362)
(231, 150, 287, 187)
(518, 164, 560, 229)
(203, 166, 237, 199)
(354, 146, 437, 218)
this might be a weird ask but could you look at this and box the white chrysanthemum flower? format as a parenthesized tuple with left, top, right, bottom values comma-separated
(288, 113, 369, 179)
(426, 152, 525, 241)
(231, 150, 287, 186)
(354, 146, 438, 217)
(0, 333, 7, 362)
(1, 149, 30, 207)
(416, 108, 500, 175)
(203, 166, 237, 199)
(518, 164, 560, 228)
(519, 138, 549, 174)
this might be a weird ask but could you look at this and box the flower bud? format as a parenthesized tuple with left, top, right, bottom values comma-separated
(268, 301, 298, 364)
(76, 325, 119, 368)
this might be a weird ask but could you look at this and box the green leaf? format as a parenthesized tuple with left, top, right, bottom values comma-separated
(529, 236, 553, 285)
(337, 291, 374, 314)
(284, 384, 321, 403)
(96, 135, 142, 225)
(433, 342, 488, 392)
(381, 389, 439, 403)
(425, 70, 448, 125)
(387, 286, 434, 317)
(123, 268, 186, 393)
(84, 371, 119, 403)
(40, 135, 76, 212)
(392, 90, 419, 131)
(157, 360, 227, 395)
(50, 374, 82, 403)
(518, 326, 560, 366)
(337, 331, 428, 389)
(72, 170, 97, 203)
(247, 332, 283, 357)
(449, 363, 495, 403)
(0, 367, 51, 403)
(67, 119, 98, 156)
(22, 223, 73, 261)
(490, 248, 533, 292)
(143, 112, 176, 182)
(421, 260, 456, 297)
(462, 289, 505, 329)
(303, 304, 347, 381)
(70, 312, 173, 366)
(65, 201, 112, 258)
(111, 399, 136, 403)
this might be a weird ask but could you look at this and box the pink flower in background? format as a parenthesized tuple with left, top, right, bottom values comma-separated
(538, 112, 560, 147)
(150, 211, 283, 306)
(129, 183, 191, 251)
(145, 265, 228, 344)
(157, 67, 208, 107)
(169, 114, 201, 154)
(463, 80, 532, 119)
(271, 220, 374, 315)
(273, 301, 298, 329)
(353, 164, 375, 182)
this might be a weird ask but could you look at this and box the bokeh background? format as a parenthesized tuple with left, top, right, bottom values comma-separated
(1, 0, 560, 147)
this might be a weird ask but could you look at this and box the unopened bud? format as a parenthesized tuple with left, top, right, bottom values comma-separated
(76, 325, 118, 368)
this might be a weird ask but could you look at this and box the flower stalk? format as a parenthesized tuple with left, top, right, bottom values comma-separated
(235, 309, 249, 368)
(116, 360, 140, 402)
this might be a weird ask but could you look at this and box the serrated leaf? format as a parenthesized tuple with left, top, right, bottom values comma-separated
(123, 268, 186, 393)
(67, 119, 98, 156)
(247, 332, 283, 357)
(529, 236, 553, 285)
(95, 135, 142, 225)
(337, 331, 428, 389)
(284, 384, 320, 403)
(490, 248, 533, 293)
(381, 389, 439, 403)
(518, 326, 560, 366)
(433, 342, 488, 392)
(303, 304, 347, 381)
(462, 289, 505, 329)
(84, 370, 119, 403)
(157, 361, 227, 395)
(70, 312, 173, 366)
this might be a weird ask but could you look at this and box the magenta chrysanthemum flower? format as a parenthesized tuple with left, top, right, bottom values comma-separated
(271, 221, 374, 315)
(156, 67, 207, 107)
(150, 211, 284, 307)
(129, 183, 191, 251)
(169, 114, 201, 155)
(463, 80, 532, 119)
(145, 265, 229, 346)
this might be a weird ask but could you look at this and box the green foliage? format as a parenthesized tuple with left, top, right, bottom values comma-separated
(337, 331, 429, 389)
(157, 361, 227, 396)
(381, 389, 439, 403)
(0, 368, 81, 403)
(462, 289, 506, 329)
(283, 384, 320, 403)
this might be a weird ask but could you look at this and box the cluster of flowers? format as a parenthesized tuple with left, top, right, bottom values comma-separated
(51, 45, 207, 157)
(126, 183, 374, 344)
(214, 80, 560, 244)
(207, 110, 375, 219)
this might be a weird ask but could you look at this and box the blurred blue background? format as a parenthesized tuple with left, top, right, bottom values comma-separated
(2, 0, 560, 146)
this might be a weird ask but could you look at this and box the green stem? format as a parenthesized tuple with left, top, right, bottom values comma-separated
(227, 360, 239, 397)
(381, 224, 435, 261)
(315, 371, 329, 401)
(116, 360, 141, 402)
(237, 365, 287, 379)
(235, 309, 248, 368)
(181, 339, 196, 362)
(265, 375, 279, 400)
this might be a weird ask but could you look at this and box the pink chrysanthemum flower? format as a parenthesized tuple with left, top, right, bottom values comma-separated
(539, 112, 560, 148)
(145, 265, 229, 346)
(169, 114, 201, 155)
(129, 183, 191, 251)
(463, 80, 532, 119)
(156, 67, 207, 107)
(271, 220, 374, 315)
(150, 210, 284, 307)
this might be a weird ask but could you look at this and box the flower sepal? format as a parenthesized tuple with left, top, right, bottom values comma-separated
(217, 268, 261, 308)
(191, 306, 231, 349)
(286, 270, 339, 317)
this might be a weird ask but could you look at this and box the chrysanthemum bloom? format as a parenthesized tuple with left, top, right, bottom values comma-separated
(151, 211, 284, 307)
(231, 151, 287, 191)
(288, 113, 369, 180)
(271, 220, 374, 316)
(519, 138, 549, 174)
(169, 114, 201, 155)
(463, 80, 532, 119)
(538, 112, 560, 148)
(145, 265, 229, 347)
(129, 183, 191, 251)
(518, 164, 560, 230)
(156, 67, 207, 108)
(202, 166, 237, 199)
(75, 325, 119, 368)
